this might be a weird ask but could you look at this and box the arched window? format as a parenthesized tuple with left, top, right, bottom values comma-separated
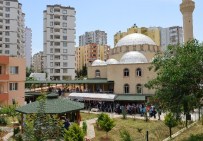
(136, 84, 142, 94)
(95, 70, 100, 78)
(123, 68, 129, 77)
(124, 84, 129, 94)
(136, 68, 142, 76)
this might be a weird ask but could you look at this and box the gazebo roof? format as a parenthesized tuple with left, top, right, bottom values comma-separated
(16, 98, 84, 114)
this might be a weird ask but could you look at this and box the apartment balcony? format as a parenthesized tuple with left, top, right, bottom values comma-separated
(0, 92, 8, 104)
(54, 18, 61, 22)
(0, 56, 9, 64)
(54, 24, 61, 29)
(0, 74, 9, 80)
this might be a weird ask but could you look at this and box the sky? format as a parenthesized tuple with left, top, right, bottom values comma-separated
(19, 0, 203, 55)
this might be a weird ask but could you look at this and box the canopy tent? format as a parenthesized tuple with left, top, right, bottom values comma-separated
(115, 95, 146, 101)
(68, 93, 116, 101)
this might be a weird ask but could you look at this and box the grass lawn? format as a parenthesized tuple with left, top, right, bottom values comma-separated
(80, 112, 98, 121)
(172, 121, 203, 141)
(92, 117, 185, 141)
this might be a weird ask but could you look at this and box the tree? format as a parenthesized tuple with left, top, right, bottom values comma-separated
(164, 112, 178, 138)
(120, 129, 133, 141)
(64, 123, 84, 141)
(75, 65, 87, 79)
(97, 113, 115, 139)
(146, 40, 203, 126)
(23, 95, 63, 141)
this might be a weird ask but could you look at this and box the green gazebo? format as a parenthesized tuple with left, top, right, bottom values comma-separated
(16, 93, 84, 132)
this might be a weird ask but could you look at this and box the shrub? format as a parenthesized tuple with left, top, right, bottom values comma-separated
(185, 133, 203, 141)
(82, 121, 87, 135)
(14, 127, 20, 136)
(0, 117, 7, 126)
(64, 123, 84, 141)
(120, 129, 133, 141)
(96, 113, 105, 128)
(121, 107, 127, 119)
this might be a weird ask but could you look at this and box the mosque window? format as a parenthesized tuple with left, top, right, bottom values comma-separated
(136, 68, 142, 76)
(95, 70, 100, 78)
(124, 84, 129, 94)
(136, 84, 142, 94)
(124, 68, 129, 77)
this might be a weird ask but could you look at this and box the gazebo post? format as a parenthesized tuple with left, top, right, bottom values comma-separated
(76, 111, 80, 124)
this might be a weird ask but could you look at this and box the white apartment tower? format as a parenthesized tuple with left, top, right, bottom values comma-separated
(159, 26, 183, 51)
(43, 5, 76, 80)
(25, 27, 32, 68)
(79, 30, 107, 46)
(0, 0, 25, 57)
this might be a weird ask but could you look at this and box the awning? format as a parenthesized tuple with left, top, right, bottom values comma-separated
(68, 93, 116, 101)
(115, 95, 146, 101)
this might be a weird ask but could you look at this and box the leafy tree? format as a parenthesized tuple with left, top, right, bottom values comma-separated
(75, 65, 87, 79)
(164, 112, 178, 138)
(97, 113, 115, 139)
(96, 113, 105, 128)
(64, 123, 84, 141)
(26, 67, 34, 77)
(120, 129, 133, 141)
(146, 40, 203, 126)
(23, 95, 63, 141)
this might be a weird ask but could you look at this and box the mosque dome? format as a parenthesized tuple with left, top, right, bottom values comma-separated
(115, 33, 156, 47)
(120, 51, 148, 64)
(106, 59, 119, 64)
(92, 59, 107, 66)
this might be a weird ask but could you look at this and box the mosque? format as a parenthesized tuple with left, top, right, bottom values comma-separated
(70, 0, 195, 102)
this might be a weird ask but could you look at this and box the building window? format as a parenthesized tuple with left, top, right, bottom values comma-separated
(63, 29, 67, 33)
(63, 49, 67, 53)
(5, 14, 10, 18)
(5, 26, 10, 30)
(50, 22, 53, 26)
(50, 69, 53, 73)
(63, 15, 67, 20)
(136, 84, 142, 94)
(50, 35, 53, 39)
(62, 10, 67, 14)
(136, 68, 142, 76)
(50, 14, 53, 19)
(5, 31, 9, 36)
(63, 36, 67, 40)
(5, 19, 10, 24)
(95, 70, 100, 78)
(5, 50, 9, 54)
(50, 48, 53, 53)
(0, 66, 2, 74)
(63, 42, 67, 47)
(5, 7, 10, 12)
(5, 44, 9, 48)
(10, 66, 18, 74)
(5, 2, 10, 6)
(9, 83, 18, 91)
(63, 62, 67, 67)
(0, 50, 2, 54)
(62, 22, 67, 27)
(124, 84, 129, 94)
(50, 42, 53, 46)
(63, 55, 68, 60)
(50, 28, 53, 33)
(123, 68, 129, 77)
(63, 69, 68, 73)
(5, 38, 9, 42)
(50, 62, 53, 67)
(50, 8, 53, 13)
(50, 55, 53, 60)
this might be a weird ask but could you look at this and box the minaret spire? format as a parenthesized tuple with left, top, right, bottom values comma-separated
(180, 0, 195, 42)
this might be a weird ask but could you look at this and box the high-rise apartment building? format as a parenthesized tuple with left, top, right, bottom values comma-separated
(79, 30, 107, 46)
(32, 51, 43, 73)
(159, 26, 183, 51)
(114, 25, 160, 46)
(43, 5, 76, 80)
(0, 0, 25, 57)
(25, 27, 32, 68)
(75, 44, 110, 71)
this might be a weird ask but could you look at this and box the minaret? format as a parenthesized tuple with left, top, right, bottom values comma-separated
(180, 0, 195, 42)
